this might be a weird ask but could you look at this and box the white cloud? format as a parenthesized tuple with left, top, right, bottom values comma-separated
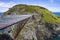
(0, 2, 48, 12)
(45, 7, 60, 12)
(0, 1, 16, 8)
(0, 1, 17, 12)
(0, 1, 60, 12)
(0, 7, 8, 12)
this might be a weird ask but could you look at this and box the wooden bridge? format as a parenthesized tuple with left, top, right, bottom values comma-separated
(0, 15, 34, 39)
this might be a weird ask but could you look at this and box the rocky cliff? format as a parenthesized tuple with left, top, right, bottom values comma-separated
(3, 4, 60, 40)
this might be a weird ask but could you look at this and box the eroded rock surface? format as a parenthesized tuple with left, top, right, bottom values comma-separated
(3, 4, 60, 40)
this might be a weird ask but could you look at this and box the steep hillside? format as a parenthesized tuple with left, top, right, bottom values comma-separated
(3, 4, 60, 24)
(3, 4, 60, 40)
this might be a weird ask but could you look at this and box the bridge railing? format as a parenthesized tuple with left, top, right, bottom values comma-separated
(0, 15, 34, 39)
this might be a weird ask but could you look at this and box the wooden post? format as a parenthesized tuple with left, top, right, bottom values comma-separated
(14, 18, 30, 39)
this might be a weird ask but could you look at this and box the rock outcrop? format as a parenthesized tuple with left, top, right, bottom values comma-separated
(3, 4, 60, 40)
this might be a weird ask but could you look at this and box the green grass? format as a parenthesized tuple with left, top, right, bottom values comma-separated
(3, 4, 60, 39)
(3, 4, 60, 24)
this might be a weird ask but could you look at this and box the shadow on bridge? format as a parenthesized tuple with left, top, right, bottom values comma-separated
(0, 15, 34, 40)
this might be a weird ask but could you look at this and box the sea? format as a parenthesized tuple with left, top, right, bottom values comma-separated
(0, 12, 3, 16)
(0, 12, 60, 40)
(53, 12, 60, 17)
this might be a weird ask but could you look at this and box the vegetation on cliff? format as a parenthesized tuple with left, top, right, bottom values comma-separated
(3, 4, 60, 24)
(3, 4, 60, 40)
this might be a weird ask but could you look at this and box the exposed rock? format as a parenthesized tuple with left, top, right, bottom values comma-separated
(0, 34, 13, 40)
(3, 4, 60, 40)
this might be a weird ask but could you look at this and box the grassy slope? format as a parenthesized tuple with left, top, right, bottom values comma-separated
(32, 6, 60, 24)
(3, 4, 60, 24)
(3, 4, 60, 39)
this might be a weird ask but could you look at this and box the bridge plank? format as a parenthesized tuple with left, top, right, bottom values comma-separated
(0, 15, 32, 30)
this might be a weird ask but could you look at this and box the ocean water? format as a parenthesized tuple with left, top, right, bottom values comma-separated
(53, 12, 60, 16)
(53, 35, 60, 40)
(0, 12, 3, 16)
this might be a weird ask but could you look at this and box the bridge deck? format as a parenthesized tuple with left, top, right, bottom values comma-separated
(0, 15, 32, 30)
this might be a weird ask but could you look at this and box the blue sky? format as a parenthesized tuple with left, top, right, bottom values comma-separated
(0, 0, 60, 12)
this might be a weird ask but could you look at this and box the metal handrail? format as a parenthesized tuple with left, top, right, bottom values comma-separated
(0, 15, 34, 39)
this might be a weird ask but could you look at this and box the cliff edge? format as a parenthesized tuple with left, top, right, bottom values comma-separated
(3, 4, 60, 40)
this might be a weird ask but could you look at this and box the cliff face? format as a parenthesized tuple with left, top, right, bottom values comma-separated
(3, 4, 60, 40)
